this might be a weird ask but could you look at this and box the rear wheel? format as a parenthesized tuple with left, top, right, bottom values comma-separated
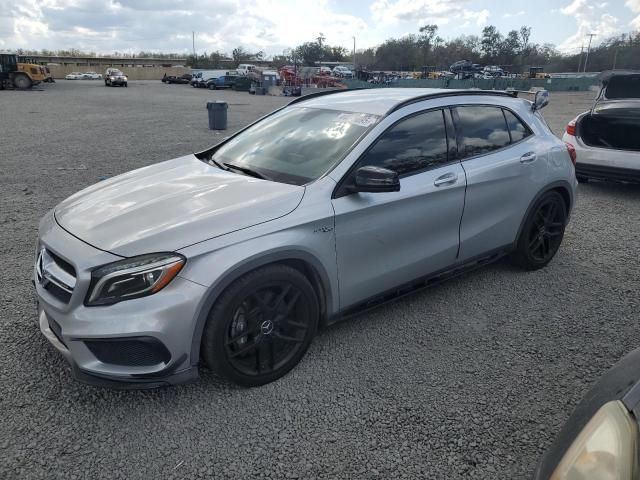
(201, 265, 319, 387)
(13, 74, 32, 90)
(511, 191, 567, 270)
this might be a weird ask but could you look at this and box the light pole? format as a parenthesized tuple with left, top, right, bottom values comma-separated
(352, 36, 356, 71)
(583, 33, 596, 73)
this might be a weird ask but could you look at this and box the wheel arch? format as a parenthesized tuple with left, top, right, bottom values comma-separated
(188, 250, 334, 366)
(513, 180, 574, 248)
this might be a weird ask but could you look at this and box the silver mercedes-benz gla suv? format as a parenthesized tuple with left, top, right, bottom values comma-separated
(35, 88, 577, 388)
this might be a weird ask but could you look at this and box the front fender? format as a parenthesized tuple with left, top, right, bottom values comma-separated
(181, 246, 336, 367)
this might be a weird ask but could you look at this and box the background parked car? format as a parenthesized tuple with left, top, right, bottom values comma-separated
(205, 74, 238, 90)
(65, 72, 83, 80)
(563, 71, 640, 183)
(236, 64, 256, 76)
(82, 71, 102, 80)
(332, 66, 353, 78)
(162, 73, 192, 84)
(104, 68, 128, 87)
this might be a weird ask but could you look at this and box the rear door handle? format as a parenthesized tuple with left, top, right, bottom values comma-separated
(520, 152, 537, 163)
(434, 172, 458, 187)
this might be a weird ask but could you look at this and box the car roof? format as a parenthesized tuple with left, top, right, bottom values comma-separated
(291, 88, 516, 116)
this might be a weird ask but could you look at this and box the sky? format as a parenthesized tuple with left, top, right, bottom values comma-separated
(0, 0, 638, 56)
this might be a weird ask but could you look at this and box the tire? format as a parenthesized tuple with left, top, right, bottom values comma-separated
(201, 264, 319, 387)
(124, 83, 128, 88)
(576, 175, 589, 183)
(511, 191, 567, 270)
(13, 74, 32, 90)
(209, 84, 215, 90)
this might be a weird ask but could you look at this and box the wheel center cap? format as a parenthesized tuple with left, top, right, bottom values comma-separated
(260, 320, 274, 335)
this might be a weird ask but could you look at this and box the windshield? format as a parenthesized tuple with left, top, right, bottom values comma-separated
(211, 107, 379, 185)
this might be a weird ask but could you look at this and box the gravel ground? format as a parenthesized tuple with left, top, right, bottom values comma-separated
(1, 82, 639, 479)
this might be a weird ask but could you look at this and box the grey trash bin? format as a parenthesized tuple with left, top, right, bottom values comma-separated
(206, 101, 228, 130)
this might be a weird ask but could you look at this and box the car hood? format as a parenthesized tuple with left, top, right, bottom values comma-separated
(54, 155, 305, 257)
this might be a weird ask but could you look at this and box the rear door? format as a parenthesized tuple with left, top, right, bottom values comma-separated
(455, 105, 548, 260)
(332, 108, 466, 309)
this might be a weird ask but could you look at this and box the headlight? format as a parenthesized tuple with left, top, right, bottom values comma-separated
(85, 253, 185, 306)
(110, 76, 115, 80)
(551, 401, 638, 479)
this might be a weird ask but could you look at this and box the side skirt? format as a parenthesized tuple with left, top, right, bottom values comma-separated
(328, 245, 512, 325)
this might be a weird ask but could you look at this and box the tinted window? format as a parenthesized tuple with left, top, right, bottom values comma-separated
(503, 109, 531, 142)
(361, 110, 448, 175)
(456, 106, 510, 158)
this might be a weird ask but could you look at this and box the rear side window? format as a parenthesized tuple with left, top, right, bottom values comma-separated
(360, 109, 449, 176)
(504, 110, 532, 142)
(455, 106, 511, 158)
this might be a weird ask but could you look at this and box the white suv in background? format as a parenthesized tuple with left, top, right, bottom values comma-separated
(332, 66, 353, 78)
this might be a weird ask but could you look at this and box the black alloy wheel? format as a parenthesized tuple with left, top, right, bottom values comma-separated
(512, 191, 567, 270)
(202, 265, 318, 386)
(527, 197, 565, 262)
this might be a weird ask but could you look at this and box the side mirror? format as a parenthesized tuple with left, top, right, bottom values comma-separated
(352, 166, 400, 193)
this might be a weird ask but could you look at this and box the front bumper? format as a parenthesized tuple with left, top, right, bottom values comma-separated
(35, 210, 207, 388)
(38, 307, 198, 389)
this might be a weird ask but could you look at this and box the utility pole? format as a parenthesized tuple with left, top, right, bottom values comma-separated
(612, 46, 619, 69)
(192, 31, 196, 59)
(352, 36, 356, 71)
(577, 44, 584, 72)
(583, 33, 596, 72)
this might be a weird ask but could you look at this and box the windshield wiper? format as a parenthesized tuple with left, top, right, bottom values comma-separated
(223, 162, 270, 181)
(208, 157, 231, 171)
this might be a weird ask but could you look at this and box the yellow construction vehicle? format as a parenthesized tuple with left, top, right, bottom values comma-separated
(1, 53, 47, 89)
(528, 67, 551, 80)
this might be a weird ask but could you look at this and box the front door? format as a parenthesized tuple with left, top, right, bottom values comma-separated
(332, 108, 466, 309)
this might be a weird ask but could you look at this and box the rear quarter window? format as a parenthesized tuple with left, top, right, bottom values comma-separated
(503, 110, 533, 142)
(455, 106, 511, 158)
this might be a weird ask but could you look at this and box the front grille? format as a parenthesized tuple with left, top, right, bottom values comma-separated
(36, 248, 77, 304)
(84, 337, 171, 367)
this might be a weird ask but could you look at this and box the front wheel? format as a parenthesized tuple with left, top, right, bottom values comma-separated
(201, 265, 319, 387)
(511, 191, 567, 270)
(13, 74, 32, 90)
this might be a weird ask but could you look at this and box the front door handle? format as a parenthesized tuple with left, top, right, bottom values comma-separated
(434, 172, 458, 187)
(520, 152, 537, 163)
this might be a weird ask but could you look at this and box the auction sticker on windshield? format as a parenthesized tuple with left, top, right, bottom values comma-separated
(337, 112, 380, 127)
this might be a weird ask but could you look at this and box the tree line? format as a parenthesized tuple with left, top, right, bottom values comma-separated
(353, 26, 640, 73)
(5, 26, 640, 73)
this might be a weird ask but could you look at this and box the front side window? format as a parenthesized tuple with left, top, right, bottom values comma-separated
(211, 107, 379, 185)
(359, 109, 449, 176)
(455, 106, 511, 158)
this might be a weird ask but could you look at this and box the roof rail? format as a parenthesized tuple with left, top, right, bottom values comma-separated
(287, 87, 367, 106)
(387, 89, 518, 114)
